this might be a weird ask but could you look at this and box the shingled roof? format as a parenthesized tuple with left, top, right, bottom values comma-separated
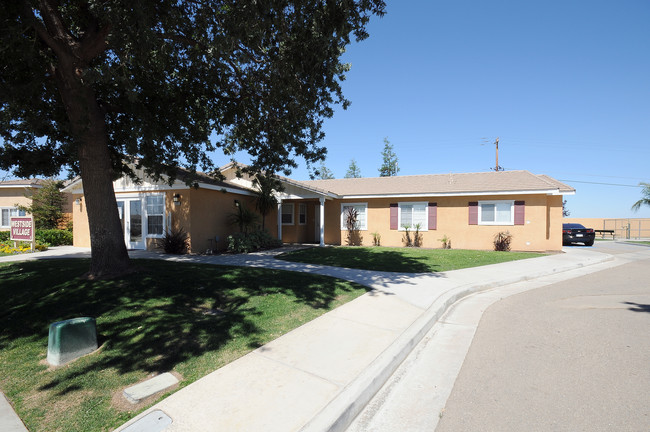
(0, 178, 45, 188)
(295, 170, 574, 197)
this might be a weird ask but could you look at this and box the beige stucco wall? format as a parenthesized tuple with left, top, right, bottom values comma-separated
(0, 187, 34, 231)
(71, 193, 90, 246)
(322, 194, 564, 252)
(279, 199, 319, 244)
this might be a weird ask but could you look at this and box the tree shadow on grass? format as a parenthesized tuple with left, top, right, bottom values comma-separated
(0, 258, 369, 398)
(276, 247, 438, 273)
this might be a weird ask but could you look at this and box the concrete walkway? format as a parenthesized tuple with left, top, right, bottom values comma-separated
(115, 246, 612, 432)
(0, 245, 615, 432)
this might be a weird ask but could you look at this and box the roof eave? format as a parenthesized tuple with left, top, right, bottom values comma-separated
(339, 189, 570, 199)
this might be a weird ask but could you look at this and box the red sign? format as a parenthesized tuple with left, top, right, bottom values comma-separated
(10, 216, 34, 241)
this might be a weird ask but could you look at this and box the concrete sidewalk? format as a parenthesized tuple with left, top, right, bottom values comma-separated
(110, 246, 612, 432)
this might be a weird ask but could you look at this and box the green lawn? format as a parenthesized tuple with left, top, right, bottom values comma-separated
(277, 246, 546, 273)
(0, 259, 368, 432)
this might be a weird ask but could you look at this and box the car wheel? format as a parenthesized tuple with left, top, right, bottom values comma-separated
(585, 240, 594, 246)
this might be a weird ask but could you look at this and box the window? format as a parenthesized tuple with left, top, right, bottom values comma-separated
(281, 203, 294, 225)
(146, 195, 164, 236)
(340, 203, 367, 230)
(1, 207, 25, 228)
(398, 202, 428, 231)
(479, 200, 514, 225)
(298, 203, 307, 225)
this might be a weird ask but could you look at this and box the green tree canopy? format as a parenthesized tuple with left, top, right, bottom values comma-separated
(316, 162, 335, 180)
(0, 1, 385, 277)
(345, 159, 362, 178)
(378, 137, 399, 177)
(631, 182, 650, 212)
(18, 179, 65, 229)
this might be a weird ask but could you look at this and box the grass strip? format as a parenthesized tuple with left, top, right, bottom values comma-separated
(277, 246, 545, 273)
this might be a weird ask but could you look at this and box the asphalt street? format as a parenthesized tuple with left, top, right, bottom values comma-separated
(436, 245, 650, 432)
(348, 242, 650, 432)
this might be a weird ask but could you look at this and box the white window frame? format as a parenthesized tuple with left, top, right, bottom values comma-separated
(1, 207, 26, 228)
(398, 202, 429, 231)
(478, 200, 514, 226)
(340, 203, 368, 231)
(281, 203, 294, 225)
(298, 203, 307, 225)
(145, 194, 166, 238)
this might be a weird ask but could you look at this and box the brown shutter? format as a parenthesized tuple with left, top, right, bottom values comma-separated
(390, 203, 398, 230)
(514, 201, 525, 225)
(428, 202, 437, 230)
(468, 202, 478, 225)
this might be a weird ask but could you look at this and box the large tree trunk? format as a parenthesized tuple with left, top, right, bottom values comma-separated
(55, 59, 130, 278)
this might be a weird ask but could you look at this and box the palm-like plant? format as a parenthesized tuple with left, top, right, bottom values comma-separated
(631, 182, 650, 212)
(254, 174, 279, 230)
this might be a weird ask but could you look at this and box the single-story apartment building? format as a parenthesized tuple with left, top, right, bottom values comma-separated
(0, 179, 42, 230)
(64, 164, 575, 252)
(0, 178, 74, 231)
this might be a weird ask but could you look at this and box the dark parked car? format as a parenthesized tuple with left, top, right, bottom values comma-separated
(562, 223, 595, 246)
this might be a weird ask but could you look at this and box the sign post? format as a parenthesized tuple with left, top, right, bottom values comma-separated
(10, 215, 35, 252)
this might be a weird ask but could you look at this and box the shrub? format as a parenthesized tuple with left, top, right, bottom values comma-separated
(228, 202, 260, 234)
(371, 231, 381, 246)
(35, 229, 73, 246)
(0, 241, 48, 254)
(157, 228, 190, 254)
(227, 230, 282, 254)
(494, 231, 512, 251)
(0, 231, 9, 242)
(344, 207, 362, 246)
(402, 224, 412, 247)
(413, 223, 423, 247)
(439, 235, 451, 249)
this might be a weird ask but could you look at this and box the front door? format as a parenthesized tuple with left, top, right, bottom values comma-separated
(117, 199, 145, 249)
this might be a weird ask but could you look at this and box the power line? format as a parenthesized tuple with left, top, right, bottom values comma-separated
(559, 179, 643, 188)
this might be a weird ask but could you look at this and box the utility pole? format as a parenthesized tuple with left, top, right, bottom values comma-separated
(493, 137, 504, 171)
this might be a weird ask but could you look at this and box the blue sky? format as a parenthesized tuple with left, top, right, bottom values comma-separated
(2, 1, 648, 218)
(262, 0, 650, 218)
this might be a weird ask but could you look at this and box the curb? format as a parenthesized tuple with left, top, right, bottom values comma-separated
(299, 253, 614, 432)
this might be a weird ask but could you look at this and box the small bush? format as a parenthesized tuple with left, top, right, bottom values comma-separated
(227, 230, 282, 254)
(157, 228, 190, 254)
(371, 231, 381, 246)
(35, 229, 73, 246)
(0, 241, 48, 254)
(494, 231, 512, 251)
(0, 231, 9, 242)
(439, 235, 451, 249)
(402, 224, 412, 247)
(344, 207, 362, 246)
(413, 223, 423, 247)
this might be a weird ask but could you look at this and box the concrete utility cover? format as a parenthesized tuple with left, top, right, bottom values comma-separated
(120, 410, 172, 432)
(123, 373, 179, 404)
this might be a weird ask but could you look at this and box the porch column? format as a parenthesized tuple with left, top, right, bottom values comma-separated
(277, 200, 283, 241)
(319, 197, 325, 247)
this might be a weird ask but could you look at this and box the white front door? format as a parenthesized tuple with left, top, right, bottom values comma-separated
(117, 199, 145, 249)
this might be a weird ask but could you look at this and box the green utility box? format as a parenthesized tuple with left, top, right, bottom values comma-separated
(47, 317, 98, 366)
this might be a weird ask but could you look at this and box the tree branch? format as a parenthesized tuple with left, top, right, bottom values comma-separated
(79, 23, 112, 62)
(19, 0, 66, 58)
